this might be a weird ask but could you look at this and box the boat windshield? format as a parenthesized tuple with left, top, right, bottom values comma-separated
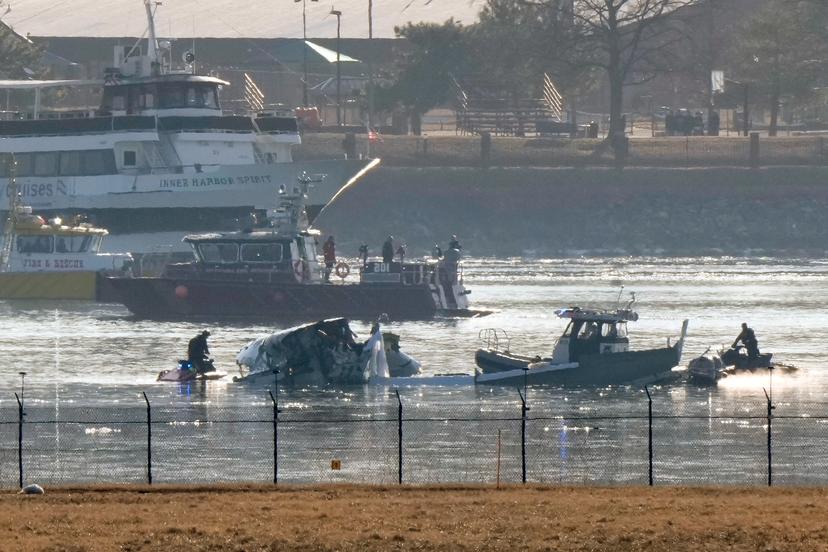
(17, 235, 53, 254)
(241, 243, 283, 263)
(197, 242, 239, 263)
(602, 322, 628, 338)
(55, 235, 94, 253)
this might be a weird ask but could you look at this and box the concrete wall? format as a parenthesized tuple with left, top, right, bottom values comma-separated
(313, 166, 828, 257)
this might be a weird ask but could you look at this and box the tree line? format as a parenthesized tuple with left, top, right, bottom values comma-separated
(377, 0, 828, 139)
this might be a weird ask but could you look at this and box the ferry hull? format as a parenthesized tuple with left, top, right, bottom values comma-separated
(475, 347, 681, 386)
(0, 271, 98, 300)
(104, 277, 440, 320)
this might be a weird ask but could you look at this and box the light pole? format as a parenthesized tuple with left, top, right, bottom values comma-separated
(330, 8, 342, 126)
(367, 0, 374, 136)
(295, 0, 318, 107)
(19, 371, 26, 409)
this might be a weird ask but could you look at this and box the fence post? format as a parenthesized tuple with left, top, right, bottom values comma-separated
(517, 387, 528, 484)
(750, 132, 760, 168)
(396, 389, 403, 485)
(143, 392, 152, 485)
(645, 386, 653, 486)
(269, 390, 279, 485)
(15, 393, 23, 489)
(763, 387, 774, 487)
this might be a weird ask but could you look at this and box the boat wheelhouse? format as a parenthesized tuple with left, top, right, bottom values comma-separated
(0, 0, 374, 253)
(475, 301, 687, 386)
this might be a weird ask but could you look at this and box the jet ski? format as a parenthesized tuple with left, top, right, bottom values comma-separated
(157, 359, 227, 382)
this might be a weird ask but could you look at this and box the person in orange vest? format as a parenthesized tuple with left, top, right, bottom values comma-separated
(322, 236, 336, 282)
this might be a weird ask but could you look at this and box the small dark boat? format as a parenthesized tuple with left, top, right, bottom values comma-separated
(687, 349, 725, 385)
(104, 178, 489, 320)
(475, 300, 688, 386)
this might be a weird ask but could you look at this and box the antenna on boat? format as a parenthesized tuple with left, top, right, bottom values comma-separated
(614, 286, 624, 309)
(143, 0, 162, 73)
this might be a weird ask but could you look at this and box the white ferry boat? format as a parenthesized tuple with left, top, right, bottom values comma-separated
(0, 0, 375, 255)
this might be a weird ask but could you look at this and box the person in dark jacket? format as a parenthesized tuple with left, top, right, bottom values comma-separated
(382, 236, 394, 263)
(322, 236, 336, 282)
(732, 323, 760, 359)
(187, 330, 212, 373)
(448, 235, 462, 251)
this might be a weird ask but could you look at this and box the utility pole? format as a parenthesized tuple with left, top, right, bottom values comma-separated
(331, 9, 342, 126)
(367, 0, 374, 145)
(296, 0, 318, 107)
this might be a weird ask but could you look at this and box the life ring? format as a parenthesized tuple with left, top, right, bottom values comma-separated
(335, 262, 350, 279)
(293, 259, 306, 281)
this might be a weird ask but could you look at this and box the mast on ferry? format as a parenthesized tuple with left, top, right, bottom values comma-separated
(143, 0, 161, 75)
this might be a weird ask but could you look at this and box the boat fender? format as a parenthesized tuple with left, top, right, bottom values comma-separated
(335, 262, 350, 279)
(293, 259, 306, 281)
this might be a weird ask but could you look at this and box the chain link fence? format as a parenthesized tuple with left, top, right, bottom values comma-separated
(3, 388, 828, 488)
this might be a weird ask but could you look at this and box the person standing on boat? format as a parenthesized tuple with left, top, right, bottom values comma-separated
(396, 243, 406, 263)
(322, 236, 336, 282)
(187, 330, 212, 374)
(448, 235, 462, 251)
(732, 323, 760, 359)
(358, 243, 369, 266)
(382, 236, 394, 264)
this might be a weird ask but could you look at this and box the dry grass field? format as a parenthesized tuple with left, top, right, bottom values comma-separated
(2, 485, 828, 551)
(297, 132, 828, 167)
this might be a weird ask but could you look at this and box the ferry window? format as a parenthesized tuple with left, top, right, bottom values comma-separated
(56, 235, 93, 253)
(81, 150, 116, 176)
(159, 84, 186, 108)
(14, 153, 33, 177)
(201, 87, 218, 109)
(112, 94, 126, 111)
(199, 243, 238, 263)
(123, 151, 137, 167)
(0, 154, 9, 177)
(17, 235, 53, 254)
(241, 243, 282, 263)
(59, 151, 81, 175)
(34, 152, 58, 177)
(140, 89, 156, 109)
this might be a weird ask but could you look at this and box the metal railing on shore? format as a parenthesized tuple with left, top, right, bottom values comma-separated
(2, 387, 826, 488)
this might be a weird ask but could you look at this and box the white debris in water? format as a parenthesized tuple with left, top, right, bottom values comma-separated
(84, 427, 120, 435)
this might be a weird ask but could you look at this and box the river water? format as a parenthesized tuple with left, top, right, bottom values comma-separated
(1, 257, 827, 485)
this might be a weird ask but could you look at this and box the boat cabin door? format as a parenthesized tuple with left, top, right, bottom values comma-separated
(569, 320, 603, 362)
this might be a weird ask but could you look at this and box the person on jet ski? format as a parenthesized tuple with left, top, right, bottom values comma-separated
(187, 330, 213, 373)
(732, 323, 760, 359)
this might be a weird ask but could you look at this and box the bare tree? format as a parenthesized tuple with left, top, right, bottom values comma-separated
(549, 0, 695, 141)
